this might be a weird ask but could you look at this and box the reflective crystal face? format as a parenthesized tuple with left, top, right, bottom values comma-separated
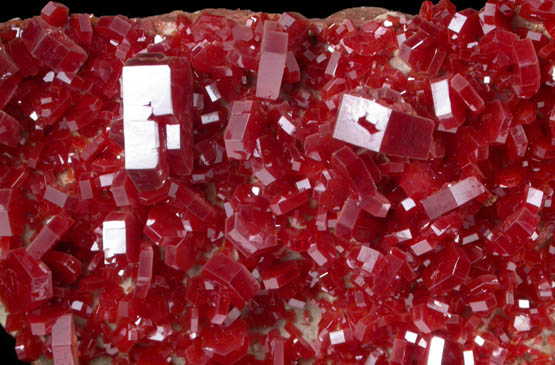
(102, 211, 140, 263)
(256, 21, 288, 100)
(0, 1, 554, 364)
(332, 93, 434, 160)
(122, 54, 193, 191)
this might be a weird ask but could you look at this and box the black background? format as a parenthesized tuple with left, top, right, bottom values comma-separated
(1, 0, 485, 363)
(2, 1, 486, 21)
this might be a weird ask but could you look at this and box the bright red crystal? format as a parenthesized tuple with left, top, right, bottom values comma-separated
(102, 211, 141, 263)
(164, 237, 195, 272)
(21, 16, 87, 74)
(122, 53, 193, 191)
(421, 176, 486, 219)
(224, 100, 263, 160)
(0, 248, 53, 313)
(40, 2, 69, 27)
(225, 206, 278, 257)
(0, 1, 554, 364)
(332, 93, 435, 160)
(26, 213, 74, 259)
(202, 254, 260, 309)
(513, 38, 541, 98)
(256, 21, 288, 100)
(134, 242, 153, 299)
(430, 76, 466, 130)
(423, 244, 471, 294)
(51, 313, 78, 365)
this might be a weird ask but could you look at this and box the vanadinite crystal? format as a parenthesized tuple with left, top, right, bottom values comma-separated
(0, 1, 554, 364)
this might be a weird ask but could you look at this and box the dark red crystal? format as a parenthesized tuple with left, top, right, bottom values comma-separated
(0, 1, 554, 364)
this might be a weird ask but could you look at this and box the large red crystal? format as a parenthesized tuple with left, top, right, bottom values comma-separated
(256, 21, 288, 100)
(202, 254, 260, 309)
(0, 248, 53, 313)
(332, 93, 434, 160)
(122, 53, 193, 191)
(0, 1, 554, 364)
(51, 313, 78, 365)
(21, 16, 87, 73)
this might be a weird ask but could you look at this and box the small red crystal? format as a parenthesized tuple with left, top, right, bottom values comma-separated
(0, 189, 24, 237)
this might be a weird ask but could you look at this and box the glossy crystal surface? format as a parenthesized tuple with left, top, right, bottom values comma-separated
(0, 1, 554, 364)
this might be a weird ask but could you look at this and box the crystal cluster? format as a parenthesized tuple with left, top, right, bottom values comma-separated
(0, 1, 553, 364)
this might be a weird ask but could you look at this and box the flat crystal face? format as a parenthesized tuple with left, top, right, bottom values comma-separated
(123, 120, 161, 170)
(122, 65, 173, 119)
(0, 1, 554, 364)
(102, 218, 128, 260)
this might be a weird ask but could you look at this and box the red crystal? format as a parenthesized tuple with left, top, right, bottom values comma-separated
(0, 111, 20, 148)
(252, 133, 289, 185)
(423, 244, 471, 294)
(332, 93, 434, 160)
(51, 314, 78, 365)
(143, 205, 186, 246)
(42, 250, 82, 284)
(164, 237, 195, 272)
(168, 181, 216, 221)
(398, 31, 445, 75)
(40, 2, 69, 27)
(421, 177, 486, 219)
(450, 73, 485, 115)
(5, 38, 39, 77)
(201, 320, 249, 363)
(0, 248, 53, 313)
(69, 14, 93, 45)
(430, 76, 466, 130)
(102, 211, 141, 263)
(21, 16, 87, 74)
(224, 100, 263, 160)
(26, 214, 74, 260)
(513, 38, 541, 99)
(256, 21, 288, 100)
(261, 260, 300, 289)
(1, 2, 554, 363)
(448, 9, 482, 46)
(110, 169, 138, 207)
(135, 242, 153, 299)
(480, 100, 512, 145)
(225, 206, 278, 258)
(0, 189, 24, 237)
(122, 53, 193, 191)
(202, 254, 260, 309)
(331, 146, 377, 199)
